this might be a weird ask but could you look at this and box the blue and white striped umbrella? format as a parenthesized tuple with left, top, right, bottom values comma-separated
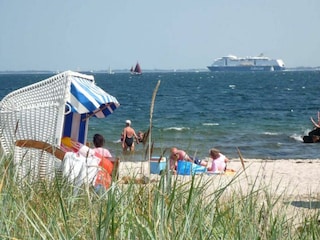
(67, 76, 120, 118)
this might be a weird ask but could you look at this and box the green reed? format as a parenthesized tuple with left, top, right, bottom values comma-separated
(1, 152, 320, 239)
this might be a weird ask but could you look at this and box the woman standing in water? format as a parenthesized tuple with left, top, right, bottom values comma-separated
(122, 120, 139, 152)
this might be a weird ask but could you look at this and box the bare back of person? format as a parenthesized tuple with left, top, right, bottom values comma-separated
(122, 120, 138, 151)
(124, 126, 135, 138)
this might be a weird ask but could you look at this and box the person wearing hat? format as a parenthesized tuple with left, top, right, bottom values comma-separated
(122, 120, 139, 152)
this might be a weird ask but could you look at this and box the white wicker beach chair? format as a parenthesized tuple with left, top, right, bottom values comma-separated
(0, 71, 120, 184)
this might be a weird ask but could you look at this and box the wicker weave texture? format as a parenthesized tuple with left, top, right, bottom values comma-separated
(0, 72, 73, 154)
(14, 146, 58, 183)
(0, 71, 95, 184)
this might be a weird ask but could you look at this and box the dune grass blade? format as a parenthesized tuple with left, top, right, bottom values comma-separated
(146, 80, 161, 220)
(2, 151, 320, 238)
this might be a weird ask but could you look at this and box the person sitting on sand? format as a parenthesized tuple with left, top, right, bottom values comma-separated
(122, 120, 139, 152)
(92, 133, 114, 193)
(169, 147, 204, 173)
(93, 133, 113, 159)
(206, 148, 229, 173)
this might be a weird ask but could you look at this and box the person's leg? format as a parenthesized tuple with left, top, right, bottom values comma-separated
(130, 143, 135, 151)
(123, 142, 128, 151)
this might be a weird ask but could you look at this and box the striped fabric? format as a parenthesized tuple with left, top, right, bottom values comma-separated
(62, 75, 120, 144)
(63, 112, 88, 144)
(68, 76, 120, 118)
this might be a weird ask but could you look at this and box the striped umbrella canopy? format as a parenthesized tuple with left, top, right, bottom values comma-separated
(66, 76, 120, 118)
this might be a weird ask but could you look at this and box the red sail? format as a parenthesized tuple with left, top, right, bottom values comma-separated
(134, 62, 142, 74)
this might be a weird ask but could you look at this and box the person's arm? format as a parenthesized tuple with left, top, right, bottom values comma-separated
(170, 154, 178, 173)
(122, 129, 126, 148)
(184, 152, 194, 162)
(120, 132, 124, 141)
(133, 130, 139, 144)
(311, 117, 320, 128)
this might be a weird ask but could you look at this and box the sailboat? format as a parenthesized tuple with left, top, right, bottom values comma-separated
(108, 66, 115, 75)
(130, 62, 142, 75)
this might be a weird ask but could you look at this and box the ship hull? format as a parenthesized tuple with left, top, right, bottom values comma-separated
(207, 65, 285, 72)
(207, 55, 285, 72)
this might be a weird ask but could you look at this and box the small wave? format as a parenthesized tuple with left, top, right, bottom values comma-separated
(291, 133, 303, 142)
(164, 127, 190, 131)
(303, 129, 312, 135)
(202, 123, 219, 126)
(263, 132, 280, 136)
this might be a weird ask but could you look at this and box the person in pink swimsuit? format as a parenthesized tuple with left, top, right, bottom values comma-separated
(207, 148, 229, 173)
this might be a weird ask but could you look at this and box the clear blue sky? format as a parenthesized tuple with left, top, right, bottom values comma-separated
(0, 0, 319, 71)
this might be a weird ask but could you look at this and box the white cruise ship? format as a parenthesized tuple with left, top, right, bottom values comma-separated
(207, 54, 285, 72)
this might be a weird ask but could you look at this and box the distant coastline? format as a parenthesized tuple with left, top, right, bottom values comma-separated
(0, 67, 319, 74)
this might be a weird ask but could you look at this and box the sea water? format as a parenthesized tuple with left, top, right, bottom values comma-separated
(1, 70, 320, 160)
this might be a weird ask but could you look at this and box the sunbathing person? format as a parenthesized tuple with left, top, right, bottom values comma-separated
(206, 148, 229, 173)
(169, 147, 204, 173)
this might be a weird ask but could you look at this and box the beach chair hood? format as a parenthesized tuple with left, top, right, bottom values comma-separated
(67, 75, 119, 118)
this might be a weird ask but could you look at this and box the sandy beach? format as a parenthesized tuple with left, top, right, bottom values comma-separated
(119, 158, 320, 196)
(223, 158, 320, 197)
(118, 158, 320, 224)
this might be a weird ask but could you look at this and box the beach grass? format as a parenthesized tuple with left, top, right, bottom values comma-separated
(1, 153, 320, 239)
